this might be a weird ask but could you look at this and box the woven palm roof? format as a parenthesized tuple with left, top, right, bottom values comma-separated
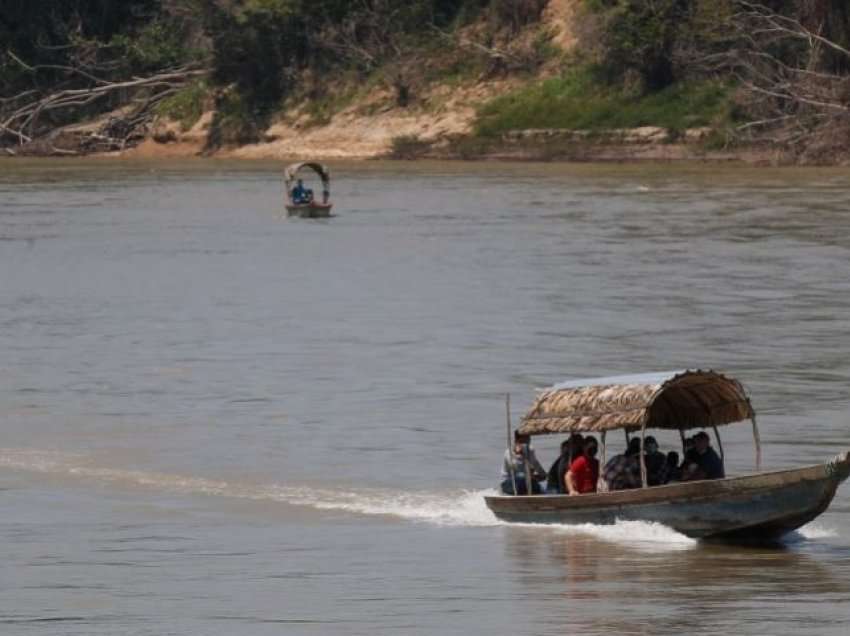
(517, 369, 754, 436)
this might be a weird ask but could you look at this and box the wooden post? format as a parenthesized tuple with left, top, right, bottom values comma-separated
(625, 429, 631, 445)
(601, 431, 607, 466)
(506, 393, 517, 495)
(751, 415, 762, 472)
(600, 431, 607, 492)
(639, 425, 648, 488)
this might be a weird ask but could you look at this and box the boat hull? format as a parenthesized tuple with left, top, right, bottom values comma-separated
(286, 203, 333, 218)
(485, 452, 850, 541)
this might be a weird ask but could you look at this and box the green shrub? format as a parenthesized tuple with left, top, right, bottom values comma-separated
(156, 81, 208, 130)
(207, 90, 260, 146)
(474, 68, 733, 136)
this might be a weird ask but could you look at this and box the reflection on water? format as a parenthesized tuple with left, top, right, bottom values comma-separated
(1, 159, 850, 635)
(506, 528, 849, 635)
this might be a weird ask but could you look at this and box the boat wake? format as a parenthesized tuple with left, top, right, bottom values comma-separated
(0, 448, 699, 547)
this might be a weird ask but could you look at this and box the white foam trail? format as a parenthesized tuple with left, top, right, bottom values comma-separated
(1, 449, 695, 547)
(794, 522, 838, 540)
(0, 448, 499, 527)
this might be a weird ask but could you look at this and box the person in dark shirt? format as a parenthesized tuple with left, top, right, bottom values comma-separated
(546, 439, 571, 493)
(665, 451, 682, 482)
(546, 434, 584, 493)
(680, 436, 702, 481)
(693, 431, 724, 479)
(644, 436, 668, 486)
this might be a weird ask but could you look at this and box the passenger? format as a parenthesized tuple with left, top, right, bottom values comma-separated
(305, 188, 315, 203)
(665, 451, 682, 482)
(546, 433, 584, 493)
(546, 439, 572, 494)
(693, 431, 724, 479)
(644, 436, 668, 486)
(500, 431, 546, 495)
(602, 438, 641, 491)
(680, 436, 702, 481)
(566, 437, 600, 495)
(291, 179, 308, 204)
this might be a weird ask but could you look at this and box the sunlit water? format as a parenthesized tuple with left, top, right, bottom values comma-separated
(1, 159, 849, 635)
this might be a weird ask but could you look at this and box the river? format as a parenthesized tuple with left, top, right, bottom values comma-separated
(1, 158, 849, 635)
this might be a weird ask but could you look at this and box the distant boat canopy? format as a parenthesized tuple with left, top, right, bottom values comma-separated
(518, 369, 754, 436)
(284, 161, 331, 205)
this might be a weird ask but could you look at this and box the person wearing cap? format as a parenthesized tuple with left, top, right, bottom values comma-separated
(566, 437, 600, 495)
(693, 431, 724, 479)
(500, 431, 546, 495)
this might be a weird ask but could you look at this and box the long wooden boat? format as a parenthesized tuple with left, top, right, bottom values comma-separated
(284, 161, 333, 218)
(485, 370, 850, 542)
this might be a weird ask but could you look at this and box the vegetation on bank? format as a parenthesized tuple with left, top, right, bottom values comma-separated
(475, 72, 733, 136)
(2, 1, 850, 160)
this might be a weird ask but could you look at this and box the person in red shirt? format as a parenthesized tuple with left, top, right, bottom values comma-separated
(566, 437, 600, 495)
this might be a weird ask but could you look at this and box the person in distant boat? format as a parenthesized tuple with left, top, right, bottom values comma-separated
(644, 436, 668, 486)
(291, 178, 309, 204)
(566, 437, 600, 495)
(693, 431, 724, 479)
(501, 431, 546, 495)
(546, 433, 583, 493)
(602, 437, 642, 491)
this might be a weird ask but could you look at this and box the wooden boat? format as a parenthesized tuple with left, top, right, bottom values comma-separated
(284, 161, 333, 218)
(485, 370, 850, 542)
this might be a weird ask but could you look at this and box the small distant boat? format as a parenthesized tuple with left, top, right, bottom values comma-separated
(284, 161, 333, 218)
(485, 370, 850, 542)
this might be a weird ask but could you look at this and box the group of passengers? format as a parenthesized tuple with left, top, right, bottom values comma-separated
(500, 430, 724, 496)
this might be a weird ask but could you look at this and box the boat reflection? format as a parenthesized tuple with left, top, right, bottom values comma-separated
(500, 524, 848, 635)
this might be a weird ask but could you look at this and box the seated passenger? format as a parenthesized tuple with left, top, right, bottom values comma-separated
(693, 431, 724, 479)
(291, 179, 308, 204)
(665, 451, 682, 482)
(305, 188, 314, 203)
(500, 431, 546, 495)
(546, 439, 571, 494)
(644, 436, 668, 486)
(566, 437, 599, 495)
(546, 433, 583, 493)
(679, 436, 702, 481)
(603, 438, 642, 491)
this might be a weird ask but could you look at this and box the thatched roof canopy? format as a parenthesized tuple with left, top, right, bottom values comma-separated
(518, 370, 754, 436)
(284, 162, 331, 202)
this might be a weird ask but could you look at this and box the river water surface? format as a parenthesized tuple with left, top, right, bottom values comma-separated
(1, 159, 849, 635)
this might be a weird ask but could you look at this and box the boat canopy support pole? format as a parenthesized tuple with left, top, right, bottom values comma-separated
(679, 428, 686, 452)
(505, 393, 517, 496)
(712, 424, 725, 469)
(751, 414, 762, 472)
(601, 431, 607, 467)
(639, 423, 648, 488)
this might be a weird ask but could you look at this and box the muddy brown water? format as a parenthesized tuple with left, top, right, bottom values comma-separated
(1, 158, 849, 635)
